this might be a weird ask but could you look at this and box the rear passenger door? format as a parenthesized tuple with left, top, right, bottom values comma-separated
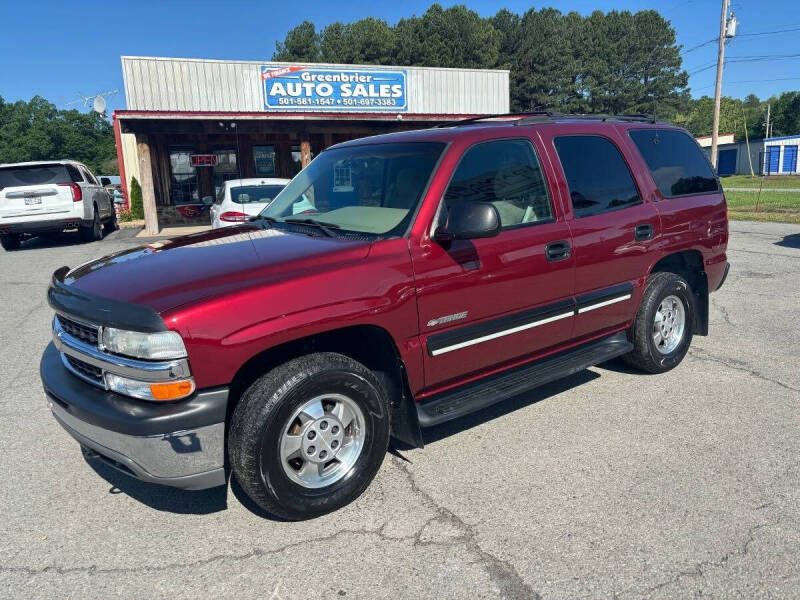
(80, 167, 111, 219)
(546, 131, 660, 340)
(413, 137, 575, 390)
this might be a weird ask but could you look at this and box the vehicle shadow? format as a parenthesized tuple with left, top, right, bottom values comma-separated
(775, 233, 800, 250)
(12, 228, 138, 252)
(84, 454, 229, 516)
(418, 368, 601, 446)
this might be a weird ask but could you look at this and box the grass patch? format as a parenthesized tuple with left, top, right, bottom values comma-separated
(721, 175, 800, 190)
(723, 188, 800, 224)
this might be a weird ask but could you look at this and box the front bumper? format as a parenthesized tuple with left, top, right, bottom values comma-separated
(41, 343, 228, 490)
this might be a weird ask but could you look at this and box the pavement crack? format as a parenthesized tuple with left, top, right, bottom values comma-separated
(391, 456, 540, 600)
(710, 296, 732, 326)
(688, 347, 799, 392)
(624, 520, 779, 598)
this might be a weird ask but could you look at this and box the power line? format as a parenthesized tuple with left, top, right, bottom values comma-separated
(736, 25, 800, 37)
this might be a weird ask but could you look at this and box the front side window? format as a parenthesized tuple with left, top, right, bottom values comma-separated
(629, 129, 719, 197)
(262, 142, 444, 237)
(443, 138, 553, 228)
(554, 135, 641, 218)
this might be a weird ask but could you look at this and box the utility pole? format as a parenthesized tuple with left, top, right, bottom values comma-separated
(710, 0, 731, 169)
(765, 103, 771, 138)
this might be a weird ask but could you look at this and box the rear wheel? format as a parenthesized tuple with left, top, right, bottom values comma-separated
(229, 352, 391, 520)
(0, 234, 21, 251)
(624, 272, 694, 373)
(103, 208, 119, 235)
(80, 209, 102, 242)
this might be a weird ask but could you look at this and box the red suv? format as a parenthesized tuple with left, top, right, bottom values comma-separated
(41, 115, 729, 520)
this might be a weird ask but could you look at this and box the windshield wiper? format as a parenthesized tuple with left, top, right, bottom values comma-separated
(250, 214, 277, 225)
(284, 217, 341, 237)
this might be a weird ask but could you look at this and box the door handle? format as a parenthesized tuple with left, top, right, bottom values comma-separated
(634, 223, 654, 241)
(545, 240, 571, 262)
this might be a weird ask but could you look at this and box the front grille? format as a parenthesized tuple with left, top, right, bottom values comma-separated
(64, 354, 103, 384)
(57, 315, 99, 345)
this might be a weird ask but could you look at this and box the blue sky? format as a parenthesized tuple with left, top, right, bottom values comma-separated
(1, 0, 798, 115)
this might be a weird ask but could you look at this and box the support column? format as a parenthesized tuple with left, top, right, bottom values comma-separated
(300, 136, 312, 169)
(136, 134, 159, 235)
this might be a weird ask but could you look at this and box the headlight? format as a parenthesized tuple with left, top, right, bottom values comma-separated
(101, 327, 187, 360)
(105, 373, 195, 402)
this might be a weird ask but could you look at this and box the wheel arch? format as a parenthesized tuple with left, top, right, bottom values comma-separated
(226, 324, 423, 449)
(649, 249, 708, 335)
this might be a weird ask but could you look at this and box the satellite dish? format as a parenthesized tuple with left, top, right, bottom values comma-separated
(92, 95, 107, 114)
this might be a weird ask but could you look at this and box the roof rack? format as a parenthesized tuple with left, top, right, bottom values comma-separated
(437, 112, 665, 128)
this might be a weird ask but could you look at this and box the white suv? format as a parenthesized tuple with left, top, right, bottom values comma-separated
(0, 160, 117, 251)
(209, 178, 289, 229)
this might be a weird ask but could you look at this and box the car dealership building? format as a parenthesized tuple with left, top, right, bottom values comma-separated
(114, 56, 510, 233)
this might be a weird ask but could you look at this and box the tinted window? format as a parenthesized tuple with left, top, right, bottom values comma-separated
(0, 164, 72, 187)
(66, 165, 84, 182)
(630, 129, 719, 197)
(554, 136, 641, 218)
(444, 139, 553, 228)
(231, 185, 286, 204)
(82, 169, 98, 185)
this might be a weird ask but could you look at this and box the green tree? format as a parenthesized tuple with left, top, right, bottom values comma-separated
(319, 18, 395, 64)
(273, 20, 320, 62)
(0, 95, 116, 173)
(769, 91, 800, 137)
(129, 176, 144, 219)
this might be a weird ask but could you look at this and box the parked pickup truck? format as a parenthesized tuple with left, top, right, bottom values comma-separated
(40, 115, 729, 520)
(0, 160, 117, 250)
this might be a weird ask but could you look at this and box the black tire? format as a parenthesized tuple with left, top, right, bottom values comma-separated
(103, 209, 119, 235)
(229, 352, 391, 520)
(0, 234, 21, 251)
(624, 271, 694, 374)
(79, 208, 102, 242)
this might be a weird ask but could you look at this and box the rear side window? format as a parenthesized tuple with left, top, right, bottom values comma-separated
(554, 136, 641, 218)
(66, 165, 84, 182)
(82, 168, 99, 185)
(444, 138, 553, 229)
(629, 129, 719, 197)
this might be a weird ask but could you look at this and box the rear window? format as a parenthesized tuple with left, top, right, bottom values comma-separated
(0, 164, 72, 188)
(231, 185, 286, 204)
(629, 129, 719, 197)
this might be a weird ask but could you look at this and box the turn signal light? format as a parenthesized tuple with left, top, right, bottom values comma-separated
(219, 211, 249, 222)
(58, 182, 83, 202)
(149, 380, 196, 401)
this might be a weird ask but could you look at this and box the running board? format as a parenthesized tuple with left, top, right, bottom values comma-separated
(416, 331, 632, 428)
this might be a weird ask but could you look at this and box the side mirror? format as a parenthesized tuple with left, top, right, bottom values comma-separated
(434, 202, 501, 242)
(201, 196, 214, 206)
(100, 177, 111, 186)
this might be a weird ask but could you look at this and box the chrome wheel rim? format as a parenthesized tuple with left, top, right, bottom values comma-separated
(653, 294, 685, 354)
(279, 394, 365, 489)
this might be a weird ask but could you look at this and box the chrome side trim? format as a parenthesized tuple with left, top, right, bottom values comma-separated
(53, 319, 191, 382)
(576, 294, 631, 314)
(429, 310, 574, 357)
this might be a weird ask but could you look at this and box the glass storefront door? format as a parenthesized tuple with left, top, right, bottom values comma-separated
(169, 148, 198, 204)
(253, 145, 277, 176)
(213, 148, 239, 196)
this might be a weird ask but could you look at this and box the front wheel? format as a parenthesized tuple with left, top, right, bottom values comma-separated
(624, 272, 694, 373)
(229, 352, 391, 520)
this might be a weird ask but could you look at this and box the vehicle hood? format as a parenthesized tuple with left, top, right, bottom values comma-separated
(62, 225, 372, 313)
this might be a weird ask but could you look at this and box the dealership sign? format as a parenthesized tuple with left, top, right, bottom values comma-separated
(262, 66, 407, 112)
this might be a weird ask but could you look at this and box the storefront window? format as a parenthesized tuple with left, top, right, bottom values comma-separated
(290, 145, 303, 177)
(213, 148, 239, 196)
(253, 145, 277, 176)
(169, 148, 198, 205)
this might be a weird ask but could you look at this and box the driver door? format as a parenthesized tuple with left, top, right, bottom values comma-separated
(412, 137, 576, 391)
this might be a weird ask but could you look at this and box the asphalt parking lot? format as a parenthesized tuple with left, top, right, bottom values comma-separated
(1, 221, 798, 599)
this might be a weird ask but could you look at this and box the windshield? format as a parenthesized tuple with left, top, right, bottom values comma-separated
(261, 142, 445, 236)
(231, 185, 285, 204)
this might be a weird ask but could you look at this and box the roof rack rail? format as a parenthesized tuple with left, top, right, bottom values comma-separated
(437, 112, 665, 128)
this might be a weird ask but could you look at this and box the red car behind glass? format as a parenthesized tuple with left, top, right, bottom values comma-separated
(41, 114, 729, 520)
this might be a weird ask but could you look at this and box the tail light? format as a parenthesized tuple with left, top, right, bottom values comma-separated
(219, 211, 249, 222)
(58, 182, 83, 202)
